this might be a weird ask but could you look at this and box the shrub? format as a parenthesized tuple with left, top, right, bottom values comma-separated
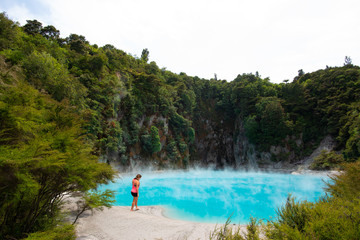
(0, 80, 115, 239)
(22, 51, 86, 105)
(141, 126, 161, 154)
(304, 197, 360, 240)
(166, 139, 179, 162)
(310, 150, 344, 170)
(275, 195, 313, 232)
(24, 224, 75, 240)
(264, 161, 360, 239)
(209, 216, 262, 240)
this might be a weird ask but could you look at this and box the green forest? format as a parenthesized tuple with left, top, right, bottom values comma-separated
(0, 12, 359, 239)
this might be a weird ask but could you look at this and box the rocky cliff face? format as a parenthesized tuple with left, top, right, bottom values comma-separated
(193, 118, 235, 168)
(193, 116, 336, 170)
(114, 108, 336, 171)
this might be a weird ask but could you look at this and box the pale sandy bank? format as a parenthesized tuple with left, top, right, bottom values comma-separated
(75, 206, 245, 240)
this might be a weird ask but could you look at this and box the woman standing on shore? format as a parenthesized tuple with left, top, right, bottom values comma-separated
(131, 174, 142, 211)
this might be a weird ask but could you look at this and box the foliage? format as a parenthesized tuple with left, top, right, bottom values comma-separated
(187, 127, 195, 143)
(264, 161, 360, 240)
(0, 71, 115, 238)
(24, 224, 75, 240)
(209, 217, 243, 240)
(209, 216, 262, 240)
(339, 103, 360, 161)
(141, 48, 149, 63)
(23, 20, 43, 35)
(40, 25, 60, 40)
(325, 161, 360, 199)
(72, 190, 115, 224)
(275, 195, 313, 232)
(344, 56, 353, 66)
(2, 14, 359, 169)
(245, 97, 288, 150)
(166, 139, 180, 162)
(1, 12, 360, 239)
(22, 51, 86, 105)
(0, 12, 20, 51)
(150, 126, 161, 153)
(141, 126, 161, 154)
(310, 150, 345, 170)
(66, 34, 89, 54)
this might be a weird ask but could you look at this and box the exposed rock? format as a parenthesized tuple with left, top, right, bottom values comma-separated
(302, 135, 337, 168)
(194, 117, 235, 168)
(194, 115, 336, 171)
(116, 108, 337, 171)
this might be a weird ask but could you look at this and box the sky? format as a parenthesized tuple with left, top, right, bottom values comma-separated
(1, 0, 360, 83)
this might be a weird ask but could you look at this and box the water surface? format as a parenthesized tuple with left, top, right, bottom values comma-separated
(101, 170, 329, 224)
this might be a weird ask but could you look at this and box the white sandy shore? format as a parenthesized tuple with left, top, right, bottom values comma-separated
(74, 205, 245, 240)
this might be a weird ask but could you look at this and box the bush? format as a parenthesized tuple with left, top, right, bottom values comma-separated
(209, 216, 262, 240)
(275, 195, 313, 232)
(209, 217, 244, 240)
(166, 139, 179, 162)
(310, 150, 344, 170)
(325, 160, 360, 199)
(178, 140, 188, 154)
(73, 190, 115, 224)
(24, 224, 75, 240)
(0, 80, 116, 239)
(22, 51, 86, 105)
(304, 197, 360, 240)
(141, 126, 161, 154)
(264, 161, 360, 239)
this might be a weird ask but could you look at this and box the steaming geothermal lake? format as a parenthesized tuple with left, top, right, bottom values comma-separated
(101, 170, 329, 224)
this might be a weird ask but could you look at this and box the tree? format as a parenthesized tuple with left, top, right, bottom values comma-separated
(72, 190, 115, 225)
(341, 106, 360, 161)
(150, 126, 161, 153)
(0, 81, 116, 239)
(187, 127, 195, 143)
(166, 139, 179, 162)
(310, 150, 345, 170)
(40, 25, 60, 40)
(0, 12, 20, 50)
(67, 34, 89, 54)
(88, 52, 108, 76)
(23, 19, 42, 35)
(141, 126, 161, 154)
(141, 48, 149, 63)
(22, 51, 86, 105)
(244, 115, 260, 145)
(344, 56, 353, 66)
(245, 97, 288, 149)
(298, 69, 304, 77)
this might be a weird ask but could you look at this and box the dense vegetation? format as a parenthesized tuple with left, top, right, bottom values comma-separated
(0, 14, 116, 239)
(1, 13, 359, 169)
(1, 12, 359, 239)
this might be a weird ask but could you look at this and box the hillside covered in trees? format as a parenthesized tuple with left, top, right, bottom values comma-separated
(0, 14, 360, 171)
(1, 12, 360, 239)
(1, 13, 359, 171)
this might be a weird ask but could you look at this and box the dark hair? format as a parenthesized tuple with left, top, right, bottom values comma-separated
(135, 174, 142, 179)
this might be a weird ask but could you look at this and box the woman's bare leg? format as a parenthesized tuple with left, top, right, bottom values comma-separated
(135, 197, 139, 210)
(131, 197, 136, 211)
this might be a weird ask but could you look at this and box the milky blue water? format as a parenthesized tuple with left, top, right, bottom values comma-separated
(100, 170, 329, 224)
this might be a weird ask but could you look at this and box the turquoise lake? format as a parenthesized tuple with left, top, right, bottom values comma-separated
(100, 170, 329, 224)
